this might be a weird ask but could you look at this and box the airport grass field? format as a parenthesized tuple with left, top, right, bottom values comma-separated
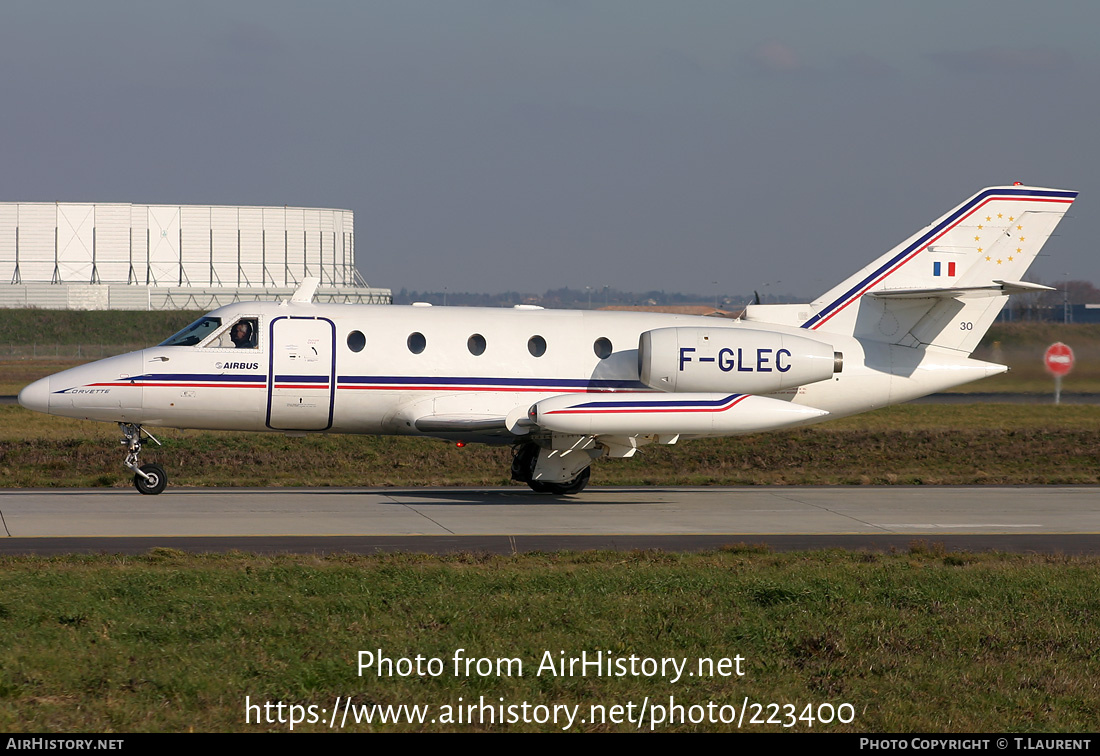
(2, 401, 1099, 487)
(2, 547, 1099, 732)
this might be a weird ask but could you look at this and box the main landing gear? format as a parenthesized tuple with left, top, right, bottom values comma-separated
(120, 423, 167, 495)
(511, 442, 593, 495)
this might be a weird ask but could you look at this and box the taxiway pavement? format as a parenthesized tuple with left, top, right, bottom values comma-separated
(2, 486, 1098, 554)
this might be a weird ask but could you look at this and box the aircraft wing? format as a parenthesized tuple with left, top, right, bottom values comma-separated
(398, 394, 538, 439)
(529, 392, 828, 436)
(413, 415, 510, 433)
(409, 390, 829, 440)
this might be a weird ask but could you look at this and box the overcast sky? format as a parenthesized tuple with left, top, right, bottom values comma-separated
(1, 1, 1096, 299)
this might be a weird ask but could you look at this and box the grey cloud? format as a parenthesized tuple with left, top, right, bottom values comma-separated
(928, 46, 1074, 75)
(745, 42, 804, 73)
(836, 53, 897, 79)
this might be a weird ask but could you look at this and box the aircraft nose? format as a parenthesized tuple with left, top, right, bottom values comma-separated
(17, 377, 51, 414)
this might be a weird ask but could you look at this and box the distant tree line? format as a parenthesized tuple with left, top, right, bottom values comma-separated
(395, 279, 1100, 322)
(392, 286, 800, 309)
(1003, 279, 1100, 322)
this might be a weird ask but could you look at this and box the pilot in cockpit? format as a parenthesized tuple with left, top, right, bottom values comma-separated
(230, 320, 257, 349)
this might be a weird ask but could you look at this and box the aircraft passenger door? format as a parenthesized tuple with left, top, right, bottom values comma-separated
(266, 316, 336, 431)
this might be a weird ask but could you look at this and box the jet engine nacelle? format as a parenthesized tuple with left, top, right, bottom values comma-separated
(638, 327, 839, 394)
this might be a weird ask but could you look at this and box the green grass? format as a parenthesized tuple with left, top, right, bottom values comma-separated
(0, 309, 201, 346)
(0, 549, 1097, 732)
(0, 359, 88, 396)
(951, 322, 1100, 392)
(2, 403, 1098, 488)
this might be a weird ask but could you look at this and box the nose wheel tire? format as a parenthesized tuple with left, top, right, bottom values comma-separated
(134, 463, 168, 495)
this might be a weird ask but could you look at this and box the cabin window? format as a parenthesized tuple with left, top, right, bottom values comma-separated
(593, 337, 612, 359)
(528, 335, 546, 357)
(467, 333, 486, 356)
(407, 332, 426, 354)
(347, 331, 366, 353)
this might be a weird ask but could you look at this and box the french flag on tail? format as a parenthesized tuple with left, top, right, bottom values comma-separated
(933, 261, 956, 277)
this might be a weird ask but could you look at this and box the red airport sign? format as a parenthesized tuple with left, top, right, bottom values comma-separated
(1044, 342, 1075, 377)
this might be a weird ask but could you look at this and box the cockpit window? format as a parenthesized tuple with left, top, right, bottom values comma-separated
(158, 317, 222, 347)
(227, 319, 258, 349)
(208, 318, 260, 349)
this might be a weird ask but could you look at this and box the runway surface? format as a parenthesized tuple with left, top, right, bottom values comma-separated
(2, 486, 1098, 555)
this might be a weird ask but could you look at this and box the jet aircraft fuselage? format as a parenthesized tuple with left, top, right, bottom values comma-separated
(17, 184, 1078, 494)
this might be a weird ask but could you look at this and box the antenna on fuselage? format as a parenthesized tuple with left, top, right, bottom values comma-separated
(288, 277, 320, 304)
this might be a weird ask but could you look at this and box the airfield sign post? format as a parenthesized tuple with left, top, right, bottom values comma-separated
(1043, 342, 1075, 405)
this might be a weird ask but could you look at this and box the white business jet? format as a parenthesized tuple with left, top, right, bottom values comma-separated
(18, 184, 1076, 495)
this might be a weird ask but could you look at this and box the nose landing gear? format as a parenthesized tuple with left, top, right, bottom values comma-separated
(133, 463, 168, 496)
(120, 423, 167, 495)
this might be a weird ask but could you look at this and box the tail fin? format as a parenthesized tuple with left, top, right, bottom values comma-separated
(801, 185, 1077, 352)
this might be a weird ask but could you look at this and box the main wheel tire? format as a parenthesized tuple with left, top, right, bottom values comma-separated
(134, 463, 168, 495)
(527, 465, 591, 495)
(511, 442, 540, 483)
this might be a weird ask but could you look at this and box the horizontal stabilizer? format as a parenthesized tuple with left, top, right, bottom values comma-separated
(868, 280, 1056, 300)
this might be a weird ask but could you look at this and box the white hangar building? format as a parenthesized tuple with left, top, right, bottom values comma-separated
(0, 202, 391, 310)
